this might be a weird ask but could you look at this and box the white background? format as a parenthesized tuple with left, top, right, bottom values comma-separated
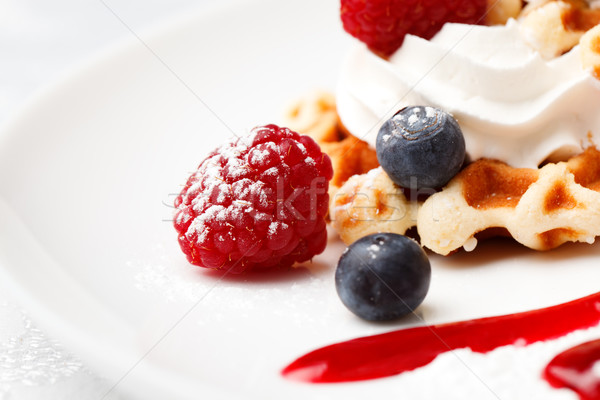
(0, 1, 217, 398)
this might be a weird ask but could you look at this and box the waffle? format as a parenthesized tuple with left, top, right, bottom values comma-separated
(519, 0, 600, 58)
(419, 146, 600, 254)
(581, 24, 600, 79)
(330, 167, 419, 245)
(282, 91, 379, 190)
(331, 146, 600, 254)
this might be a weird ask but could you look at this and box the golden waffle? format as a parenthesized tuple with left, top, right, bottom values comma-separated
(519, 0, 600, 58)
(330, 167, 419, 245)
(581, 24, 600, 80)
(331, 146, 600, 254)
(282, 91, 379, 190)
(419, 146, 600, 254)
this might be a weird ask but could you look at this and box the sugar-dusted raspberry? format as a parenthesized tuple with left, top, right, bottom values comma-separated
(173, 125, 333, 273)
(341, 0, 488, 57)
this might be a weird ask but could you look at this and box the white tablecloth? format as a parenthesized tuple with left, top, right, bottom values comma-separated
(0, 1, 216, 398)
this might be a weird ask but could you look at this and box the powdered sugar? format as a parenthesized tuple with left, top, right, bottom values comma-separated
(248, 141, 277, 165)
(389, 324, 600, 400)
(260, 166, 280, 181)
(187, 205, 224, 238)
(251, 143, 275, 162)
(593, 359, 600, 377)
(214, 183, 231, 204)
(0, 303, 117, 399)
(268, 221, 289, 236)
(228, 203, 248, 226)
(368, 244, 380, 252)
(425, 106, 436, 118)
(406, 116, 419, 128)
(251, 182, 272, 210)
(363, 167, 382, 189)
(267, 222, 277, 236)
(407, 110, 420, 126)
(368, 243, 381, 259)
(297, 141, 307, 154)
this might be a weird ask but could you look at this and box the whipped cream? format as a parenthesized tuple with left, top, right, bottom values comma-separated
(337, 19, 600, 168)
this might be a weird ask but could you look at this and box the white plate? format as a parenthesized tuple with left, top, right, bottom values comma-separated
(1, 0, 599, 399)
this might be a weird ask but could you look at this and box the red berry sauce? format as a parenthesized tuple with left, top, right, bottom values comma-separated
(282, 292, 600, 383)
(543, 339, 600, 400)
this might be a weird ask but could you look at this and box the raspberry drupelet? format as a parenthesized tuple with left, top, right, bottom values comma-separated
(173, 125, 334, 273)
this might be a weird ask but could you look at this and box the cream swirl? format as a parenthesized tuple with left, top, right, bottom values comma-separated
(337, 19, 600, 168)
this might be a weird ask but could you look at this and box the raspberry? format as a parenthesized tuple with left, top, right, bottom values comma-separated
(173, 125, 333, 273)
(340, 0, 488, 57)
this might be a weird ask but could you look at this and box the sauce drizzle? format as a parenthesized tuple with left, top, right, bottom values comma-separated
(282, 292, 600, 383)
(544, 339, 600, 400)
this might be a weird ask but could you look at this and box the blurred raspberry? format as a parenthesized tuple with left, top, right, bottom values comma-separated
(341, 0, 488, 57)
(173, 125, 333, 273)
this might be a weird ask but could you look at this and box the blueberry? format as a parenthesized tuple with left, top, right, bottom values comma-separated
(335, 233, 431, 321)
(376, 106, 465, 189)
